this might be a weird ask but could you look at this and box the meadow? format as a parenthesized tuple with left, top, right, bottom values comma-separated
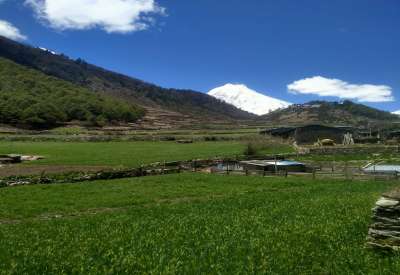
(0, 140, 294, 168)
(0, 141, 244, 167)
(1, 139, 399, 274)
(1, 173, 400, 274)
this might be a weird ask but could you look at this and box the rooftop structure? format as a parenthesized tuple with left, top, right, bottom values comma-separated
(363, 164, 400, 174)
(240, 160, 307, 173)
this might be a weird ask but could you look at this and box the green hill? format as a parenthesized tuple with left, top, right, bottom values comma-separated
(0, 36, 255, 128)
(261, 100, 399, 126)
(0, 57, 144, 129)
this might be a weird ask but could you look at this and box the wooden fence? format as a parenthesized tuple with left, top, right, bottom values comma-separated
(3, 156, 400, 188)
(209, 161, 400, 182)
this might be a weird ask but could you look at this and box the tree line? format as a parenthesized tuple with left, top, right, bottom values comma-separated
(0, 58, 144, 129)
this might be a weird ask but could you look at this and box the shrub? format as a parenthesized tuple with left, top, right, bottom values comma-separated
(244, 142, 259, 156)
(243, 136, 294, 156)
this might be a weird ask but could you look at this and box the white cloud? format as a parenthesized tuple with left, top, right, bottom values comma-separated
(0, 20, 27, 41)
(288, 76, 394, 103)
(25, 0, 165, 33)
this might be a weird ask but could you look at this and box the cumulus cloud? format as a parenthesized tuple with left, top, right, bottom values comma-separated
(25, 0, 165, 33)
(288, 76, 394, 103)
(0, 20, 27, 41)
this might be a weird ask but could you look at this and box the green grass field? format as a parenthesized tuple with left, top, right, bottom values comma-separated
(1, 173, 400, 274)
(48, 127, 261, 137)
(0, 141, 294, 168)
(0, 141, 244, 167)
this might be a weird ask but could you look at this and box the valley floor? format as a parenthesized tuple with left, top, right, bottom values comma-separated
(0, 174, 399, 274)
(0, 140, 246, 168)
(1, 139, 400, 274)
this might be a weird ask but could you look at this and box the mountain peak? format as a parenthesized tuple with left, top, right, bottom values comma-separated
(208, 83, 291, 116)
(392, 110, 400, 115)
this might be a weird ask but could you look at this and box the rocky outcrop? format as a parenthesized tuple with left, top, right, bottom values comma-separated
(0, 154, 21, 164)
(367, 192, 400, 251)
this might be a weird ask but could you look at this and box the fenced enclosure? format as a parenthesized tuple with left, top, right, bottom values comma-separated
(3, 154, 400, 188)
(209, 160, 400, 181)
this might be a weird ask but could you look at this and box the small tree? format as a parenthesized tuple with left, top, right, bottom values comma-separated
(244, 142, 258, 156)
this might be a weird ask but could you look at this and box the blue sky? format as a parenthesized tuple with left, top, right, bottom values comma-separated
(0, 0, 399, 111)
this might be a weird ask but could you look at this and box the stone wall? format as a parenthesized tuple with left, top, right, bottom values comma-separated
(367, 192, 400, 251)
(0, 154, 298, 188)
(0, 165, 182, 188)
(310, 146, 400, 156)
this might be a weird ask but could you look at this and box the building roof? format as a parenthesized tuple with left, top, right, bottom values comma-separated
(240, 160, 305, 167)
(363, 164, 400, 173)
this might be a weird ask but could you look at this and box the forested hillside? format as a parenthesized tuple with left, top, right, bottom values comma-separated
(262, 100, 399, 126)
(0, 58, 144, 129)
(0, 36, 255, 124)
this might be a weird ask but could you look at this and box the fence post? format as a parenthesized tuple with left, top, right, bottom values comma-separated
(138, 166, 143, 176)
(163, 161, 166, 175)
(39, 170, 46, 184)
(312, 168, 316, 180)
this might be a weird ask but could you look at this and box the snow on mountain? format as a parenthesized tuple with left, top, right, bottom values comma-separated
(38, 47, 57, 55)
(208, 83, 291, 116)
(392, 110, 400, 115)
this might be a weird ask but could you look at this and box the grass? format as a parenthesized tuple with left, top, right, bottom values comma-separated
(48, 127, 262, 136)
(0, 141, 245, 168)
(0, 140, 294, 168)
(1, 173, 400, 274)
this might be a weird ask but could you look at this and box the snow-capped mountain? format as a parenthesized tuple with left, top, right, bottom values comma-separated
(208, 83, 291, 116)
(38, 47, 57, 55)
(392, 110, 400, 115)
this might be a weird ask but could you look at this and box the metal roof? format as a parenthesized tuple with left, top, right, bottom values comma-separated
(364, 165, 400, 173)
(240, 160, 305, 167)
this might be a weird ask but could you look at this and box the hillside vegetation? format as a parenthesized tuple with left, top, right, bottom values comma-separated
(0, 36, 254, 125)
(0, 58, 144, 129)
(262, 100, 399, 126)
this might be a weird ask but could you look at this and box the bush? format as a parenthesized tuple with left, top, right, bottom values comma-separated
(204, 136, 218, 142)
(244, 142, 259, 156)
(243, 136, 294, 156)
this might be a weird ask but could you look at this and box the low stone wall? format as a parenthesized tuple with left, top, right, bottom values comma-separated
(0, 153, 298, 188)
(367, 192, 400, 251)
(0, 134, 254, 142)
(310, 146, 400, 155)
(0, 165, 181, 188)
